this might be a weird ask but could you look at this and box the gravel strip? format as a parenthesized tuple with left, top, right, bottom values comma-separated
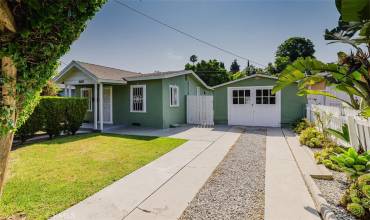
(314, 171, 356, 220)
(179, 127, 266, 220)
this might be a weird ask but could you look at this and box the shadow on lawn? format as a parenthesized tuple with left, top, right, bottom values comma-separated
(12, 132, 159, 151)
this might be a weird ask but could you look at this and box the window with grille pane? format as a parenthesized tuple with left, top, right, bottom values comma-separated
(256, 89, 275, 105)
(80, 88, 92, 111)
(170, 85, 179, 107)
(131, 85, 146, 112)
(232, 89, 250, 105)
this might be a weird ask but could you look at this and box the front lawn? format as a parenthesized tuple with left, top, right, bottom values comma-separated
(0, 133, 186, 220)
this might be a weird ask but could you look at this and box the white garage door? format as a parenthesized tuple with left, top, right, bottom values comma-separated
(227, 86, 281, 127)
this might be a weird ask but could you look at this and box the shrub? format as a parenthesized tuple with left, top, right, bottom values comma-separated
(65, 98, 88, 135)
(347, 203, 365, 218)
(15, 97, 88, 140)
(341, 174, 370, 219)
(16, 107, 43, 142)
(299, 127, 326, 148)
(293, 118, 313, 134)
(314, 143, 346, 171)
(330, 148, 370, 179)
(39, 97, 66, 138)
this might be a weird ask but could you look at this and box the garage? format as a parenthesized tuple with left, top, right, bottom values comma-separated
(212, 74, 307, 127)
(227, 86, 281, 127)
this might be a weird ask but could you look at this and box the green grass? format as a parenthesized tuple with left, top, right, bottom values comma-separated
(0, 133, 186, 220)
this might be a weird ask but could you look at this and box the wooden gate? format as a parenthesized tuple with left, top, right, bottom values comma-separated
(187, 95, 214, 126)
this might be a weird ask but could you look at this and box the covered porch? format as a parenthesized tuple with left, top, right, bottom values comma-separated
(53, 61, 140, 131)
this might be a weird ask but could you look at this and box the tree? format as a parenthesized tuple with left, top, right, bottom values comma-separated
(276, 37, 315, 62)
(244, 61, 265, 75)
(269, 37, 315, 74)
(273, 0, 370, 117)
(0, 0, 106, 195)
(185, 59, 229, 86)
(230, 59, 240, 73)
(190, 55, 198, 65)
(41, 80, 60, 96)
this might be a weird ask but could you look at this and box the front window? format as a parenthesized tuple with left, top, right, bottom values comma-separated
(80, 88, 92, 111)
(130, 85, 146, 112)
(232, 89, 250, 105)
(170, 85, 179, 107)
(256, 89, 275, 104)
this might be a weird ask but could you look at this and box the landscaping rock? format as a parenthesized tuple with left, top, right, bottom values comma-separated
(179, 128, 266, 220)
(314, 171, 356, 220)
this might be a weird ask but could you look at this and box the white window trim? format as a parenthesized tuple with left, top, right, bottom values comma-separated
(196, 87, 201, 96)
(169, 85, 179, 107)
(130, 85, 146, 113)
(80, 88, 92, 112)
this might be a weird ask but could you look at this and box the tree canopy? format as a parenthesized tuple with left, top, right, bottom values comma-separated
(229, 59, 240, 73)
(0, 0, 107, 136)
(267, 37, 315, 75)
(185, 59, 229, 86)
(273, 0, 370, 117)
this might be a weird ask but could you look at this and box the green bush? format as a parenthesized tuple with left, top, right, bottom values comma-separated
(16, 107, 43, 142)
(341, 174, 370, 219)
(331, 148, 370, 179)
(39, 97, 66, 138)
(314, 143, 346, 171)
(65, 98, 88, 135)
(16, 97, 88, 140)
(293, 118, 313, 134)
(299, 127, 326, 148)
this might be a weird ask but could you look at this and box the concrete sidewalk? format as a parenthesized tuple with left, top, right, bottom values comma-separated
(264, 128, 321, 220)
(51, 127, 242, 220)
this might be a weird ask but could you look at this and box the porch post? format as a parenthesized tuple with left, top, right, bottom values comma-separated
(99, 83, 103, 131)
(64, 84, 68, 97)
(94, 83, 98, 130)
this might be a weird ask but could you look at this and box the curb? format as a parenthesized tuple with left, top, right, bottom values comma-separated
(303, 174, 337, 220)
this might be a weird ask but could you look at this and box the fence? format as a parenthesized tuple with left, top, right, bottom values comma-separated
(187, 95, 214, 126)
(306, 104, 370, 151)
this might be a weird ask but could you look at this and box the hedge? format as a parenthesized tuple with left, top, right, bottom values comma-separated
(16, 97, 88, 141)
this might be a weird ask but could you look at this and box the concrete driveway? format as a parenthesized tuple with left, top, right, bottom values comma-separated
(51, 125, 243, 220)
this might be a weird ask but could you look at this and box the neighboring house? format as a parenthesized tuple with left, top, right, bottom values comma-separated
(308, 81, 351, 106)
(54, 61, 212, 130)
(212, 74, 307, 127)
(54, 61, 307, 129)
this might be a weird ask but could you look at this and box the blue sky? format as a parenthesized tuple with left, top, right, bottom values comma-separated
(60, 0, 351, 73)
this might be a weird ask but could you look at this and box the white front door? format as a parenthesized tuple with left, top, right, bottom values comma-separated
(228, 86, 281, 127)
(103, 86, 112, 123)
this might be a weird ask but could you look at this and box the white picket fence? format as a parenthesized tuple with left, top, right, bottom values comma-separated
(306, 104, 370, 151)
(187, 95, 214, 126)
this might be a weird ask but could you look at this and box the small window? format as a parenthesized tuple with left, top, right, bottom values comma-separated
(80, 88, 92, 111)
(256, 89, 276, 105)
(196, 87, 200, 96)
(170, 85, 179, 107)
(232, 89, 250, 105)
(130, 85, 146, 112)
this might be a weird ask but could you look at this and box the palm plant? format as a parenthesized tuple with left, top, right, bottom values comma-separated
(272, 0, 370, 117)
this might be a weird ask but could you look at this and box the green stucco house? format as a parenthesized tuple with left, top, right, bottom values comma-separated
(55, 61, 306, 130)
(55, 61, 213, 130)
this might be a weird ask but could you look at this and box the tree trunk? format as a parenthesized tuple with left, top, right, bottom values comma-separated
(0, 56, 16, 195)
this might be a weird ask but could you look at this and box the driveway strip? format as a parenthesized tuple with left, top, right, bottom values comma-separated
(51, 126, 242, 220)
(264, 128, 321, 220)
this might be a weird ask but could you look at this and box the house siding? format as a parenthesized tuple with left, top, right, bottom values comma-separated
(75, 85, 94, 122)
(213, 77, 307, 126)
(161, 74, 212, 128)
(112, 80, 164, 128)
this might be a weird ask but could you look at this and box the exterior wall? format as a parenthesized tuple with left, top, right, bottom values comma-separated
(75, 85, 94, 122)
(161, 74, 212, 128)
(213, 77, 307, 126)
(70, 73, 212, 128)
(112, 80, 164, 128)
